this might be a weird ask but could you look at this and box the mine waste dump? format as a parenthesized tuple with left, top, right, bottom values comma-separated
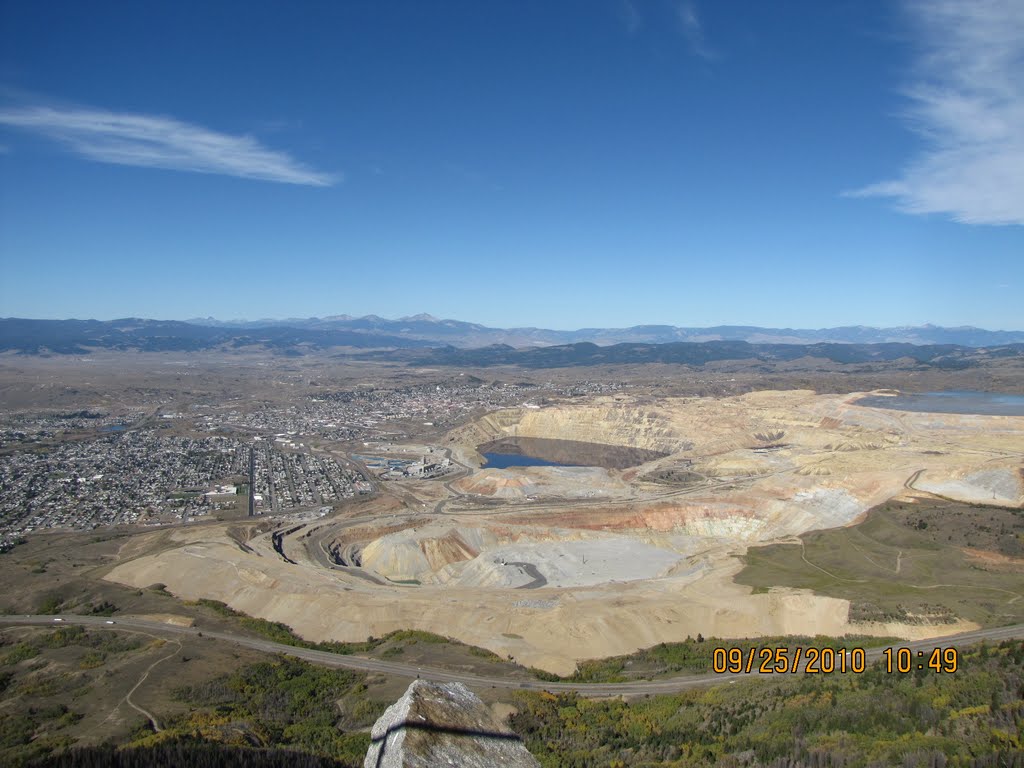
(479, 436, 668, 469)
(854, 390, 1024, 416)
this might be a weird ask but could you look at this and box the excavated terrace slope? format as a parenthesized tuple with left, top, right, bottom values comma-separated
(451, 399, 689, 461)
(105, 390, 1023, 673)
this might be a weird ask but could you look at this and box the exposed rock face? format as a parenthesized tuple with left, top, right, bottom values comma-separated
(364, 680, 539, 768)
(358, 520, 685, 587)
(449, 398, 691, 463)
(915, 468, 1023, 505)
(452, 465, 632, 499)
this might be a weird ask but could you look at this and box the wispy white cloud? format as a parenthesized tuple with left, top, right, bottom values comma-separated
(676, 1, 716, 60)
(849, 0, 1024, 225)
(618, 0, 642, 36)
(0, 105, 336, 186)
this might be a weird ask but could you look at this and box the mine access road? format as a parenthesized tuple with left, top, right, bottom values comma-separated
(2, 615, 1022, 697)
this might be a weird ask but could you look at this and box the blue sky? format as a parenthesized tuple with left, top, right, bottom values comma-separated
(0, 0, 1021, 330)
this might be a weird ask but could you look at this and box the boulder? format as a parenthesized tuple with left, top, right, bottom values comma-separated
(364, 680, 539, 768)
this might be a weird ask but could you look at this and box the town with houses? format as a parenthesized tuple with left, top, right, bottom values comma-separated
(0, 378, 624, 549)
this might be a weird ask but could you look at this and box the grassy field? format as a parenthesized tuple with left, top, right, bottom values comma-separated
(737, 499, 1024, 627)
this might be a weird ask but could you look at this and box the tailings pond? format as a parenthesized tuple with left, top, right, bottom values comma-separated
(856, 391, 1024, 417)
(479, 437, 667, 469)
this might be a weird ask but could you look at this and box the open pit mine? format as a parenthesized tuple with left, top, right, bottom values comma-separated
(105, 390, 1024, 674)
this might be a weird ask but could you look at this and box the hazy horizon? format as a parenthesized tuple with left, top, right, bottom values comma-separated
(4, 313, 1023, 335)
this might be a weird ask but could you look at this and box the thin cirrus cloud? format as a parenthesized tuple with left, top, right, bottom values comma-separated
(0, 104, 337, 186)
(849, 0, 1024, 225)
(676, 1, 716, 60)
(618, 0, 642, 36)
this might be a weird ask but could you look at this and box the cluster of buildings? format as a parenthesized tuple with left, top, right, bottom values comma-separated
(0, 426, 371, 545)
(0, 432, 247, 543)
(0, 378, 629, 547)
(250, 440, 365, 513)
(0, 409, 145, 450)
(356, 452, 454, 480)
(200, 380, 617, 441)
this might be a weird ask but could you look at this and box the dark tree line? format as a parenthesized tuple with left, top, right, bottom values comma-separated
(30, 740, 351, 768)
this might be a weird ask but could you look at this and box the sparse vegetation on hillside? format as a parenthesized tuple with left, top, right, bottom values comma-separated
(540, 634, 898, 683)
(157, 657, 378, 764)
(512, 640, 1024, 767)
(191, 599, 502, 660)
(0, 627, 147, 765)
(737, 501, 1024, 627)
(0, 627, 383, 768)
(9, 628, 1022, 768)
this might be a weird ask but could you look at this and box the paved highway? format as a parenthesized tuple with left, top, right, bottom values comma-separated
(2, 615, 1021, 697)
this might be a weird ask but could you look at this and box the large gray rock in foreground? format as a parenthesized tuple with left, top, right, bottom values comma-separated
(364, 680, 540, 768)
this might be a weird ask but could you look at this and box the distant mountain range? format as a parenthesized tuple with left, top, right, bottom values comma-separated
(395, 340, 1024, 369)
(0, 318, 432, 356)
(1, 317, 1022, 370)
(184, 315, 1024, 348)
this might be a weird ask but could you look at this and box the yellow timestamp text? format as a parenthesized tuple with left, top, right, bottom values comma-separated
(882, 647, 958, 674)
(712, 646, 867, 674)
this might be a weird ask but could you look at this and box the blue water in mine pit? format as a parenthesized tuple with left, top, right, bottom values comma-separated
(855, 391, 1024, 417)
(478, 437, 667, 470)
(480, 452, 581, 469)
